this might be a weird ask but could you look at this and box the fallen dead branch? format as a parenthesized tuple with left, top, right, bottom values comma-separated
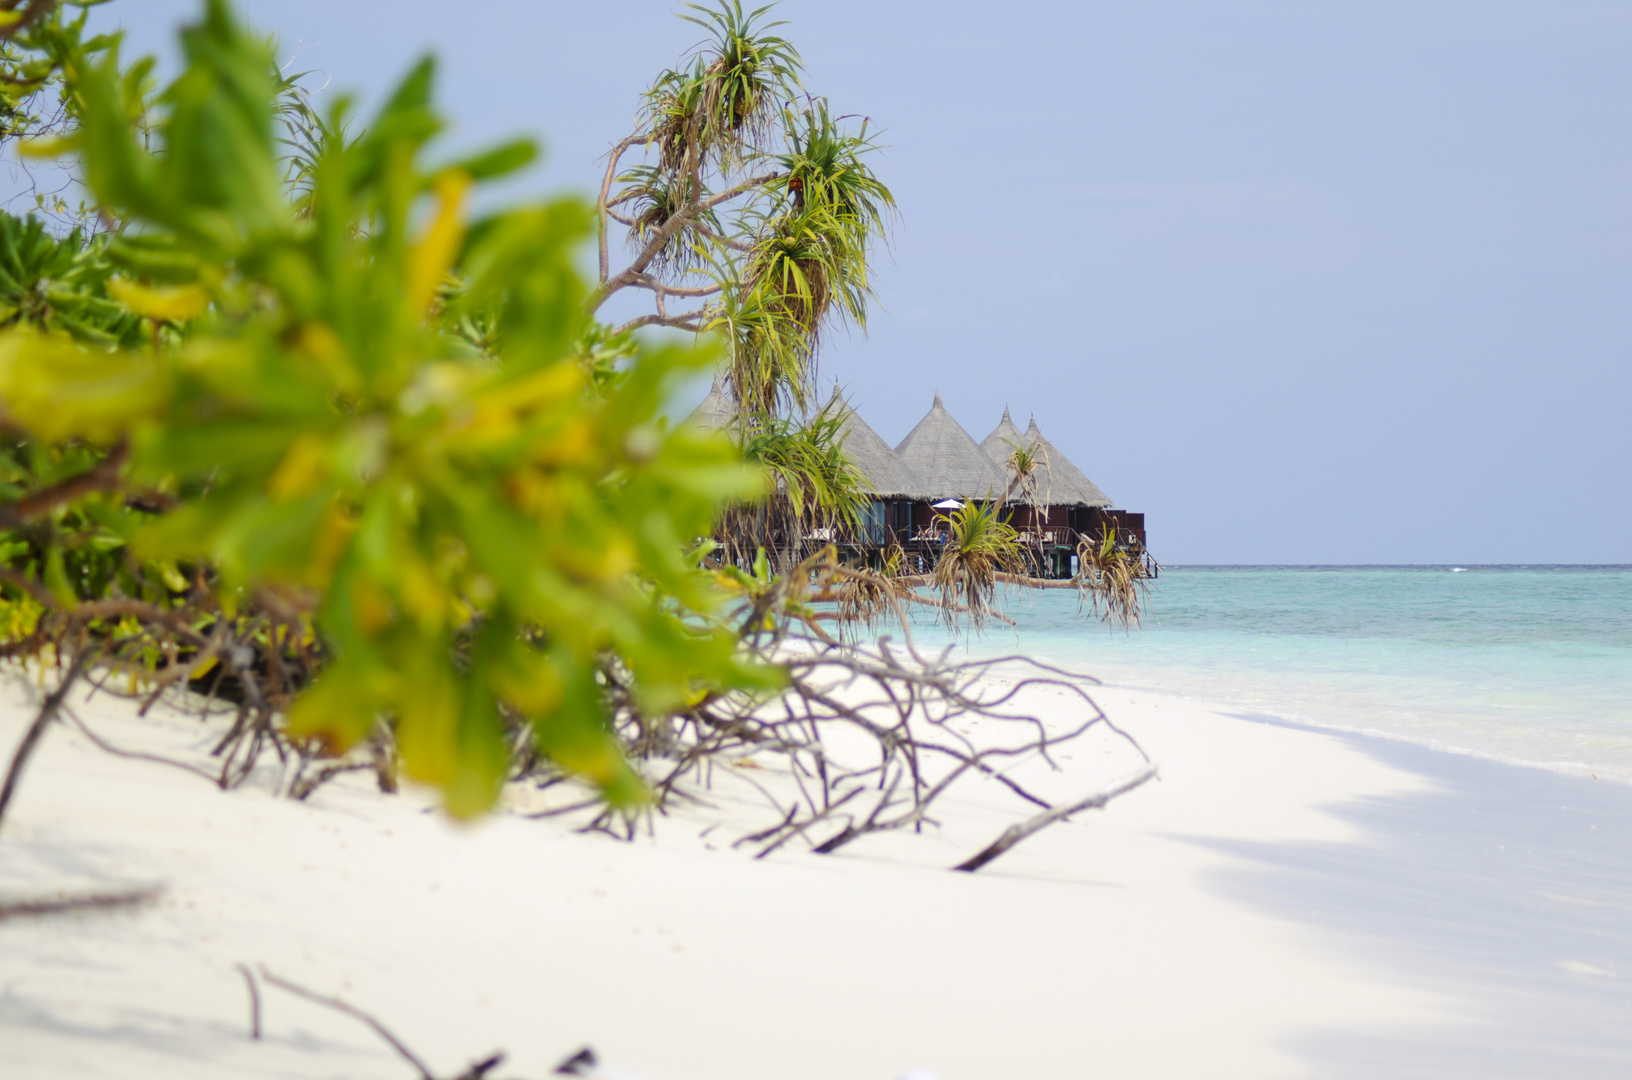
(234, 963, 262, 1040)
(0, 648, 96, 834)
(60, 705, 222, 785)
(255, 967, 506, 1080)
(0, 884, 161, 921)
(953, 765, 1159, 872)
(540, 556, 1154, 870)
(554, 1046, 601, 1075)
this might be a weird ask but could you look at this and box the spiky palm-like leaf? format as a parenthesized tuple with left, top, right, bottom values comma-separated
(724, 196, 871, 409)
(604, 6, 892, 430)
(643, 59, 708, 177)
(1074, 529, 1150, 631)
(774, 100, 893, 243)
(715, 283, 815, 416)
(273, 67, 352, 216)
(680, 1, 800, 170)
(741, 405, 870, 529)
(711, 103, 890, 414)
(719, 402, 871, 571)
(836, 544, 908, 630)
(932, 500, 1026, 631)
(1002, 439, 1048, 506)
(645, 2, 801, 178)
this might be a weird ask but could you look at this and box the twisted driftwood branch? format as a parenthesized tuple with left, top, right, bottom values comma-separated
(256, 968, 505, 1080)
(953, 765, 1159, 872)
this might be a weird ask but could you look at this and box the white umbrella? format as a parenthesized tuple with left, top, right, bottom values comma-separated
(932, 499, 964, 510)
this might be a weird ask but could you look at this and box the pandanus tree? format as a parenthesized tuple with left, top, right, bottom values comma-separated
(592, 3, 1149, 630)
(592, 2, 893, 421)
(589, 2, 891, 569)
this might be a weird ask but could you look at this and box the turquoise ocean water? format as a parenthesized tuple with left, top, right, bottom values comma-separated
(908, 566, 1632, 783)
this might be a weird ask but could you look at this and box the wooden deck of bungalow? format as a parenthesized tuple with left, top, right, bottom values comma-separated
(837, 500, 1156, 580)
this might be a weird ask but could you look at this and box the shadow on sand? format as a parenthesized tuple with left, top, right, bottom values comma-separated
(1197, 715, 1632, 1079)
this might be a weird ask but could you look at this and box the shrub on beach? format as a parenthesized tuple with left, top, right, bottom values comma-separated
(0, 0, 778, 816)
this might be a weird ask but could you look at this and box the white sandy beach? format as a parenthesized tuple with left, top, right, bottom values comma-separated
(1, 665, 1627, 1079)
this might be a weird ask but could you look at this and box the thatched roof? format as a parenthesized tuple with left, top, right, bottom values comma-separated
(978, 407, 1027, 465)
(1021, 415, 1112, 508)
(827, 385, 922, 500)
(685, 375, 737, 431)
(894, 393, 1007, 501)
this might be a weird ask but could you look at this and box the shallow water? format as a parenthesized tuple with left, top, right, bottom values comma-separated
(905, 566, 1632, 782)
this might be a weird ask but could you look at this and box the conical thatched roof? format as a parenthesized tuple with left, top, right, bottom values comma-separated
(978, 407, 1027, 464)
(894, 393, 1007, 501)
(827, 385, 921, 500)
(1022, 415, 1112, 507)
(685, 375, 737, 431)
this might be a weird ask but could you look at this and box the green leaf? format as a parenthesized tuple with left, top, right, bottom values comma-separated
(443, 138, 539, 181)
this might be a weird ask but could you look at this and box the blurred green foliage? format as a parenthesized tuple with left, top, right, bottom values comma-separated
(0, 0, 779, 816)
(0, 213, 137, 342)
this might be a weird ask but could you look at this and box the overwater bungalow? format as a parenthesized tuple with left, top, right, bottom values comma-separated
(848, 392, 1150, 578)
(978, 409, 1146, 577)
(689, 382, 1151, 578)
(828, 385, 919, 548)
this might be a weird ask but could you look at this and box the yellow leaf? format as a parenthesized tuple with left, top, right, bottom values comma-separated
(0, 329, 165, 443)
(286, 662, 389, 754)
(529, 415, 596, 467)
(406, 170, 471, 316)
(351, 574, 395, 637)
(15, 134, 80, 159)
(294, 322, 343, 361)
(267, 433, 330, 501)
(394, 651, 461, 787)
(491, 653, 565, 716)
(306, 501, 356, 587)
(156, 560, 190, 592)
(395, 550, 451, 632)
(546, 733, 629, 788)
(453, 362, 585, 448)
(108, 278, 210, 323)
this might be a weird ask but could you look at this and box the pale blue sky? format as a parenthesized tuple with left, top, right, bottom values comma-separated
(95, 1, 1632, 564)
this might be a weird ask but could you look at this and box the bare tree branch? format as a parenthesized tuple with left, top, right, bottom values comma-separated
(258, 969, 506, 1080)
(61, 706, 222, 784)
(235, 964, 262, 1040)
(596, 133, 646, 285)
(629, 273, 723, 299)
(0, 647, 93, 833)
(0, 565, 55, 607)
(0, 438, 128, 530)
(258, 969, 440, 1080)
(953, 766, 1158, 873)
(612, 311, 708, 337)
(590, 172, 779, 312)
(0, 885, 160, 920)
